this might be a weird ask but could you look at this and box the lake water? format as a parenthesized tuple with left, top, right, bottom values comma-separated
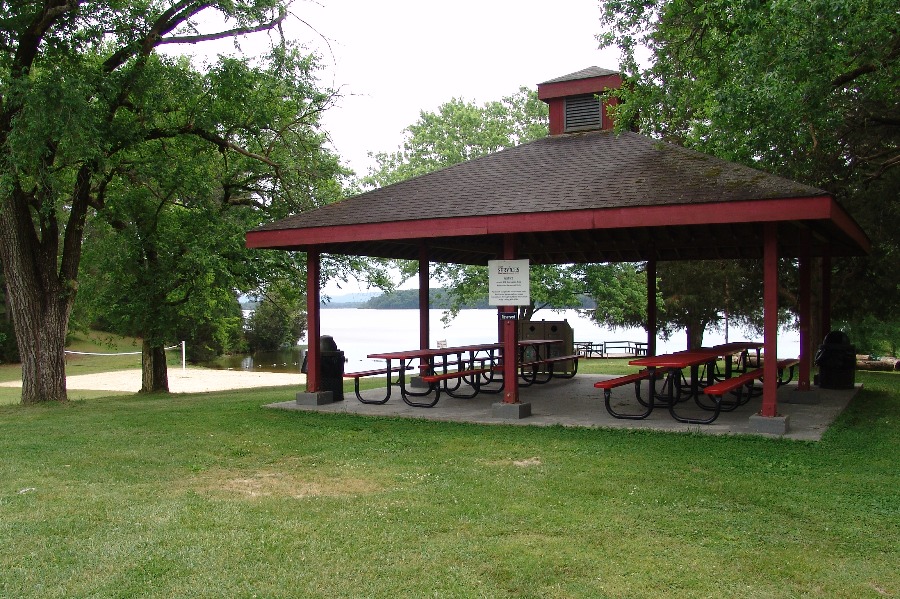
(214, 308, 801, 373)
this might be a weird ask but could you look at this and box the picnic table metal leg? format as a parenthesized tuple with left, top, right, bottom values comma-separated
(399, 374, 441, 407)
(550, 357, 579, 379)
(444, 370, 483, 399)
(403, 357, 441, 398)
(353, 359, 393, 405)
(475, 351, 504, 394)
(354, 376, 392, 405)
(602, 379, 655, 420)
(529, 343, 557, 385)
(693, 386, 743, 412)
(664, 366, 723, 424)
(397, 358, 441, 407)
(638, 369, 685, 407)
(670, 392, 724, 424)
(777, 363, 797, 385)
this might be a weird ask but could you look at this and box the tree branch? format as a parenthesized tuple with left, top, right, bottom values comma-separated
(103, 1, 207, 73)
(11, 0, 78, 78)
(157, 9, 287, 46)
(189, 128, 280, 168)
(137, 125, 279, 168)
(831, 33, 900, 88)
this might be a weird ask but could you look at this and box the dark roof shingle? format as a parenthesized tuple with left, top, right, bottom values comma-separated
(538, 66, 620, 85)
(254, 130, 825, 233)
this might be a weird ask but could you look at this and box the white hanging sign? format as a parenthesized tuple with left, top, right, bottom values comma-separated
(488, 259, 530, 306)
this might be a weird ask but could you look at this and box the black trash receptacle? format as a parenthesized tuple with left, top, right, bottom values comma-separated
(814, 330, 856, 389)
(301, 335, 345, 401)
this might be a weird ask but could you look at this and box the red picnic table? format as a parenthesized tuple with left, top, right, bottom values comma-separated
(594, 342, 765, 424)
(360, 339, 569, 408)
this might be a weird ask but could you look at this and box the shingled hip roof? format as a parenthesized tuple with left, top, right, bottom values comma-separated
(247, 130, 869, 264)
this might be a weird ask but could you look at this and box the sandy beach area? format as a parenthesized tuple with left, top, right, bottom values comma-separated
(0, 368, 305, 394)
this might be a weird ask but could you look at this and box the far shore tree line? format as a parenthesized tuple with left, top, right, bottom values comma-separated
(329, 288, 602, 311)
(1, 1, 896, 404)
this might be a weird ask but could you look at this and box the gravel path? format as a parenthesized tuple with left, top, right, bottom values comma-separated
(0, 368, 305, 393)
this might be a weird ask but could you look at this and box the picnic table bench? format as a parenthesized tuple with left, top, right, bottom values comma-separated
(343, 365, 413, 404)
(594, 342, 784, 424)
(593, 369, 657, 419)
(516, 352, 580, 385)
(419, 367, 496, 402)
(776, 358, 800, 385)
(693, 368, 766, 424)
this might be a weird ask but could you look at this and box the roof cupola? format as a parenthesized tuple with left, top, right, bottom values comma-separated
(537, 67, 623, 135)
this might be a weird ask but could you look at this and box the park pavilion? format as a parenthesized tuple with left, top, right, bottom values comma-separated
(246, 67, 870, 434)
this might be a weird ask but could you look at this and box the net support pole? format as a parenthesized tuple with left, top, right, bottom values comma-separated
(181, 341, 186, 370)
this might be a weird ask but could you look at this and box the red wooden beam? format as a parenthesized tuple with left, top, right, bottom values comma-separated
(547, 99, 565, 136)
(761, 225, 779, 417)
(822, 252, 832, 336)
(246, 197, 841, 250)
(647, 259, 657, 357)
(828, 199, 873, 254)
(306, 249, 321, 392)
(502, 234, 520, 404)
(537, 74, 623, 101)
(798, 230, 812, 391)
(419, 243, 430, 352)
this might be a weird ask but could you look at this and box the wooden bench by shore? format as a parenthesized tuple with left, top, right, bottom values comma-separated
(575, 340, 648, 359)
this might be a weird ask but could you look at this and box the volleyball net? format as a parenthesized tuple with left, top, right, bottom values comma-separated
(64, 342, 187, 369)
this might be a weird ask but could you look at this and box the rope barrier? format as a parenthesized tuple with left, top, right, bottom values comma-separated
(64, 344, 181, 357)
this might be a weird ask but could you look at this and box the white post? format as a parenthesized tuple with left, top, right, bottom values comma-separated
(181, 340, 186, 370)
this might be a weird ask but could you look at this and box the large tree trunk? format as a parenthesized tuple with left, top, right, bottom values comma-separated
(0, 159, 90, 403)
(0, 213, 75, 404)
(685, 321, 705, 350)
(4, 281, 70, 403)
(141, 340, 169, 393)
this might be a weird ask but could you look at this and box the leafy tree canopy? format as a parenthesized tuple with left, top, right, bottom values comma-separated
(245, 286, 307, 352)
(598, 0, 899, 348)
(70, 43, 348, 392)
(362, 87, 550, 189)
(599, 0, 898, 186)
(0, 1, 383, 401)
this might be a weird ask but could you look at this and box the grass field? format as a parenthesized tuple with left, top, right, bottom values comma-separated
(1, 349, 897, 597)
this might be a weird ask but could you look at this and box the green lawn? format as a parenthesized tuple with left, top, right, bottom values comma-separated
(0, 367, 897, 598)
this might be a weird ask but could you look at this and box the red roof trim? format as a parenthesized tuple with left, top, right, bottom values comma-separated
(827, 198, 872, 253)
(537, 74, 623, 101)
(247, 196, 845, 250)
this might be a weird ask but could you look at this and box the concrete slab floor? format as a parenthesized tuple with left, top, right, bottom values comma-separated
(266, 375, 861, 441)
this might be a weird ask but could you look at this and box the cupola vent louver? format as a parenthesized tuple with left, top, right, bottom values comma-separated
(565, 94, 602, 132)
(538, 67, 622, 135)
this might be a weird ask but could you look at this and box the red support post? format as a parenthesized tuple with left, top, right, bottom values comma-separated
(822, 252, 832, 336)
(306, 249, 321, 393)
(502, 234, 520, 404)
(761, 224, 779, 417)
(419, 243, 430, 352)
(646, 259, 657, 357)
(798, 230, 812, 391)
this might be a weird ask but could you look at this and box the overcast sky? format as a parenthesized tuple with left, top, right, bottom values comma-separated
(293, 0, 622, 176)
(182, 1, 622, 294)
